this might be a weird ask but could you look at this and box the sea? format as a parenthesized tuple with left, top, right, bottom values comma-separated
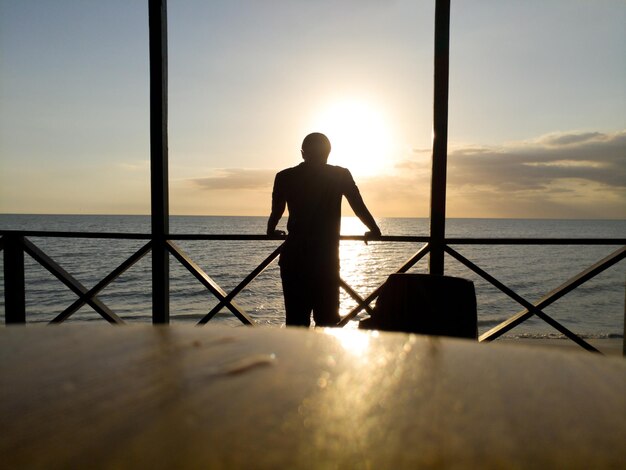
(1, 214, 624, 339)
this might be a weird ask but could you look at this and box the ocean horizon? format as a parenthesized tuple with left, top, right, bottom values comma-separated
(1, 214, 624, 339)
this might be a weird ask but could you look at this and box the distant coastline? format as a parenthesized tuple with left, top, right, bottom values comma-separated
(2, 213, 625, 221)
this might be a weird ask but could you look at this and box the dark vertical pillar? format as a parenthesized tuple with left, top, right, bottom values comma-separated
(4, 235, 26, 324)
(429, 0, 451, 275)
(149, 0, 169, 323)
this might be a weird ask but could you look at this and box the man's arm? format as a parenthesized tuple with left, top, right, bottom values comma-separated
(267, 175, 286, 236)
(347, 193, 381, 239)
(343, 171, 381, 239)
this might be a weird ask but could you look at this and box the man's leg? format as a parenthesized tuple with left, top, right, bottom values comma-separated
(280, 266, 312, 327)
(311, 269, 341, 327)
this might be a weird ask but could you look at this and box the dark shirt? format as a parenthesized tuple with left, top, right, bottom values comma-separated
(271, 162, 361, 270)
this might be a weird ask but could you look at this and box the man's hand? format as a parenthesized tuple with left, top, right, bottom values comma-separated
(364, 227, 381, 245)
(267, 229, 286, 238)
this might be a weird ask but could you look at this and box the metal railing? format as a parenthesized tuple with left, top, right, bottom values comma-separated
(2, 230, 624, 354)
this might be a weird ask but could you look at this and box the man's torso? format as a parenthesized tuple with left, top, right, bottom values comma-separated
(274, 162, 355, 268)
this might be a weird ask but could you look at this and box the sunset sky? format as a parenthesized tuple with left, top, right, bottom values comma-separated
(1, 0, 624, 219)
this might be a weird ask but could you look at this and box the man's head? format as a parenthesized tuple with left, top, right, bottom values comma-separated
(301, 133, 331, 163)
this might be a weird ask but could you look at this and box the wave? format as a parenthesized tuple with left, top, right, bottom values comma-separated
(503, 332, 623, 340)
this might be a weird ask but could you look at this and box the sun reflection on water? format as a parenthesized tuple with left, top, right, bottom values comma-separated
(339, 216, 381, 321)
(340, 216, 368, 236)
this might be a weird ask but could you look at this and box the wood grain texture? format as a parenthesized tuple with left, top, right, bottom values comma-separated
(1, 325, 625, 469)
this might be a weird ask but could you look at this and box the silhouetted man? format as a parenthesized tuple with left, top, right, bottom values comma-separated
(267, 132, 381, 327)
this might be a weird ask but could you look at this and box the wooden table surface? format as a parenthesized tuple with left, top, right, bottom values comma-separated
(1, 325, 625, 469)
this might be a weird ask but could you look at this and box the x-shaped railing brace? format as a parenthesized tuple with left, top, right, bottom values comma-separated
(21, 238, 152, 324)
(171, 240, 432, 327)
(338, 243, 432, 326)
(465, 245, 626, 351)
(337, 242, 624, 353)
(166, 241, 257, 325)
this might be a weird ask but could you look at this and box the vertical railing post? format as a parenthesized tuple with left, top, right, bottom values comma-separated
(149, 0, 170, 323)
(429, 0, 451, 275)
(3, 235, 26, 324)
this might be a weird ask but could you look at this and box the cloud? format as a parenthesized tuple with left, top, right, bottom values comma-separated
(363, 129, 626, 218)
(191, 168, 275, 190)
(180, 130, 625, 218)
(537, 132, 604, 147)
(447, 130, 626, 191)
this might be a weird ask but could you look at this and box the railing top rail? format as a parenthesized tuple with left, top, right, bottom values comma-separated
(0, 230, 625, 245)
(0, 230, 152, 240)
(444, 238, 626, 245)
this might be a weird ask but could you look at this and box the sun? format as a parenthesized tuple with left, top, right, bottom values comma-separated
(309, 100, 394, 176)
